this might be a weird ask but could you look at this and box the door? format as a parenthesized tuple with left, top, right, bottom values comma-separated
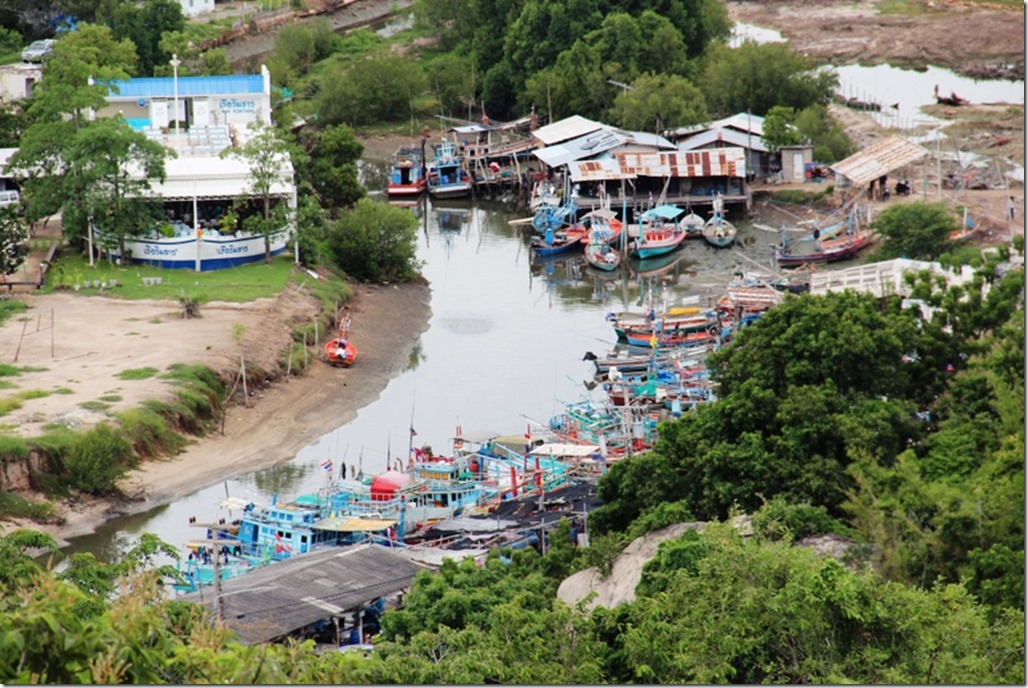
(792, 152, 805, 182)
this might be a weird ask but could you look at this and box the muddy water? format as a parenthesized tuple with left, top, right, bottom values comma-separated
(63, 187, 815, 563)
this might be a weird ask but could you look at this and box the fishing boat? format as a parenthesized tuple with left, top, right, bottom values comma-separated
(530, 226, 588, 256)
(387, 146, 428, 197)
(574, 209, 624, 247)
(679, 211, 706, 239)
(701, 193, 736, 248)
(427, 140, 472, 199)
(584, 242, 621, 271)
(629, 226, 687, 259)
(773, 231, 873, 266)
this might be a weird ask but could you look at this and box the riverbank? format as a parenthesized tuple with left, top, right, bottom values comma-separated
(1, 277, 431, 546)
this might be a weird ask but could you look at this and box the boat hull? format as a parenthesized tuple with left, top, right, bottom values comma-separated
(584, 244, 621, 271)
(774, 233, 872, 266)
(325, 338, 357, 367)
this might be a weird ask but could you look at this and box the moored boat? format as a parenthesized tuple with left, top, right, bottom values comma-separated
(387, 146, 428, 197)
(701, 193, 736, 248)
(427, 140, 472, 199)
(584, 242, 621, 271)
(773, 231, 873, 266)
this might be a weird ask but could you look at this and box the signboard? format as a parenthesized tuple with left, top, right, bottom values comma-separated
(150, 100, 168, 128)
(192, 99, 210, 127)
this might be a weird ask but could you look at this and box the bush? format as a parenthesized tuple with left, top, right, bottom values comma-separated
(327, 198, 421, 283)
(65, 423, 135, 495)
(752, 496, 852, 541)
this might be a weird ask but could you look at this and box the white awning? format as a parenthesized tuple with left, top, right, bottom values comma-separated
(130, 154, 295, 201)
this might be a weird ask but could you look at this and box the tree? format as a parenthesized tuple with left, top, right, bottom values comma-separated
(0, 206, 28, 276)
(872, 201, 960, 260)
(793, 103, 855, 163)
(698, 41, 836, 117)
(109, 0, 184, 76)
(295, 123, 365, 213)
(610, 72, 708, 133)
(157, 31, 231, 76)
(9, 25, 138, 243)
(426, 54, 475, 117)
(761, 105, 804, 153)
(412, 0, 476, 52)
(67, 117, 170, 262)
(317, 55, 427, 127)
(221, 122, 295, 264)
(326, 198, 420, 283)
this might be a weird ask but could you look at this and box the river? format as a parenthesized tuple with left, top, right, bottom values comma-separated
(62, 20, 1024, 565)
(63, 190, 797, 563)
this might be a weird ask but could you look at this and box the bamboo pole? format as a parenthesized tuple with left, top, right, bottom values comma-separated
(240, 356, 249, 408)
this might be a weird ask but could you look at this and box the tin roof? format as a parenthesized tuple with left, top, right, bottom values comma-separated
(617, 148, 746, 178)
(668, 112, 765, 140)
(180, 544, 427, 644)
(678, 127, 769, 153)
(830, 135, 929, 187)
(106, 74, 266, 99)
(535, 129, 627, 167)
(532, 115, 605, 146)
(568, 158, 635, 182)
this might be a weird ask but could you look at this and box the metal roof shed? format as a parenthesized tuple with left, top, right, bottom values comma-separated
(830, 135, 929, 187)
(180, 544, 428, 645)
(532, 115, 605, 146)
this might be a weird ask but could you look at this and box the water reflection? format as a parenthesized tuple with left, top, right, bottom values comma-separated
(243, 462, 308, 497)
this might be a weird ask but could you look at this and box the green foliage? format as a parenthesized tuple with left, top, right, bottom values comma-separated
(109, 0, 185, 76)
(116, 366, 158, 380)
(698, 41, 837, 117)
(625, 499, 695, 540)
(425, 54, 475, 116)
(0, 206, 28, 276)
(752, 495, 853, 541)
(317, 54, 427, 127)
(871, 201, 960, 260)
(0, 529, 59, 586)
(272, 20, 337, 81)
(794, 103, 856, 163)
(636, 528, 711, 596)
(295, 123, 366, 213)
(327, 198, 421, 283)
(610, 72, 708, 132)
(115, 406, 187, 459)
(64, 422, 135, 495)
(0, 434, 30, 459)
(0, 298, 27, 326)
(0, 491, 61, 524)
(761, 105, 804, 152)
(618, 528, 1025, 684)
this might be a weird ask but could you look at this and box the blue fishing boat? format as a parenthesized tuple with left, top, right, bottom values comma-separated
(427, 140, 472, 199)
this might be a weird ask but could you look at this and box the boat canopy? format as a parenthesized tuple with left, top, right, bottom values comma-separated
(642, 205, 685, 220)
(530, 443, 602, 458)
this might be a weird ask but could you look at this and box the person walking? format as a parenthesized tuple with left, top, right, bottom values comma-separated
(1007, 196, 1016, 221)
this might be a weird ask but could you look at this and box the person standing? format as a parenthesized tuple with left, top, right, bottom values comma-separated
(1008, 196, 1016, 221)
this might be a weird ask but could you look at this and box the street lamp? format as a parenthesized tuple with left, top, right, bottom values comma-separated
(170, 53, 181, 137)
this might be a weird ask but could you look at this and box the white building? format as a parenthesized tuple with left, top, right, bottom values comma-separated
(0, 62, 44, 103)
(178, 0, 215, 17)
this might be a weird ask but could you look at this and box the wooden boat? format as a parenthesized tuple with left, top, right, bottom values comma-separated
(584, 242, 621, 271)
(427, 140, 472, 199)
(679, 211, 705, 239)
(575, 209, 624, 247)
(701, 193, 736, 248)
(629, 226, 687, 259)
(773, 231, 873, 266)
(387, 146, 428, 197)
(531, 226, 588, 256)
(934, 84, 969, 106)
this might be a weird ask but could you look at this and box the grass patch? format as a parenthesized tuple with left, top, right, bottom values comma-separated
(40, 253, 297, 302)
(0, 299, 28, 327)
(0, 364, 22, 377)
(116, 406, 187, 459)
(0, 491, 62, 524)
(116, 367, 159, 380)
(79, 400, 111, 412)
(54, 387, 74, 394)
(0, 434, 30, 460)
(99, 394, 123, 402)
(16, 389, 50, 400)
(0, 398, 22, 416)
(0, 380, 17, 390)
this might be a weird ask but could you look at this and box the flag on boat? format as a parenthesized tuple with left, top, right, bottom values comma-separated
(525, 424, 532, 441)
(320, 458, 333, 472)
(649, 332, 658, 348)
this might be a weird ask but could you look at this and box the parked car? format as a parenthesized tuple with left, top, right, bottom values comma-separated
(21, 39, 55, 63)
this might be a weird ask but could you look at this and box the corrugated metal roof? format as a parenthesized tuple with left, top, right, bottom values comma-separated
(617, 148, 746, 178)
(668, 112, 765, 140)
(181, 544, 427, 645)
(830, 135, 929, 187)
(568, 158, 634, 182)
(678, 127, 769, 153)
(106, 74, 266, 99)
(535, 128, 626, 167)
(619, 130, 676, 149)
(532, 115, 604, 146)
